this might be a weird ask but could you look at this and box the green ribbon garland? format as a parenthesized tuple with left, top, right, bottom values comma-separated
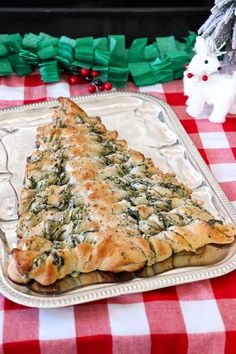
(0, 31, 197, 86)
(108, 35, 129, 88)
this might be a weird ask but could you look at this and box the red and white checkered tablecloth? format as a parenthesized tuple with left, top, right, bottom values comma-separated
(0, 73, 235, 354)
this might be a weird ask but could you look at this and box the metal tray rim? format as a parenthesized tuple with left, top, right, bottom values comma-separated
(0, 90, 235, 308)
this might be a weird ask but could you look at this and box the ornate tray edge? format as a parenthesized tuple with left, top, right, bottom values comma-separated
(0, 90, 235, 308)
(0, 260, 235, 308)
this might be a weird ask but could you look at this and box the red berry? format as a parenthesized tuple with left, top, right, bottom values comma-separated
(98, 84, 105, 91)
(187, 73, 193, 78)
(81, 68, 89, 76)
(88, 84, 96, 94)
(185, 63, 189, 69)
(202, 75, 208, 81)
(91, 70, 99, 77)
(104, 82, 112, 91)
(69, 75, 79, 85)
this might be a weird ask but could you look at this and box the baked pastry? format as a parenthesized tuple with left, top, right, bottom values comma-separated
(8, 98, 236, 285)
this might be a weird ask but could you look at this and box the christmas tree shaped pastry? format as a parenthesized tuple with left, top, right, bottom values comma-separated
(8, 98, 236, 285)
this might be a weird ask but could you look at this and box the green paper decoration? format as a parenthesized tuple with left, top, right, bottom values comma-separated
(109, 35, 127, 67)
(128, 38, 147, 62)
(5, 34, 23, 54)
(129, 62, 156, 86)
(109, 66, 129, 88)
(0, 43, 7, 57)
(38, 32, 59, 50)
(0, 31, 196, 86)
(184, 31, 197, 58)
(22, 33, 40, 52)
(39, 60, 60, 83)
(151, 57, 174, 83)
(0, 58, 13, 76)
(174, 68, 185, 80)
(75, 37, 94, 68)
(108, 35, 129, 87)
(156, 36, 177, 57)
(8, 53, 32, 76)
(19, 49, 38, 65)
(168, 50, 189, 70)
(57, 35, 75, 69)
(94, 37, 108, 51)
(144, 44, 159, 61)
(94, 50, 110, 66)
(0, 35, 10, 44)
(93, 38, 110, 81)
(38, 45, 58, 60)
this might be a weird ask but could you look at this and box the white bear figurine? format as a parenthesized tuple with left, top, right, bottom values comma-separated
(183, 36, 236, 123)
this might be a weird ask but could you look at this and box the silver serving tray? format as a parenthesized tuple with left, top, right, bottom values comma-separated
(0, 91, 235, 308)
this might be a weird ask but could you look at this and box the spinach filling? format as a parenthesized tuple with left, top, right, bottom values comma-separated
(32, 252, 49, 268)
(208, 219, 223, 226)
(125, 208, 140, 222)
(51, 250, 65, 268)
(159, 183, 189, 197)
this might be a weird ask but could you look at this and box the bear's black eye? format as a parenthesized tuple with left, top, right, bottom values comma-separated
(204, 60, 208, 64)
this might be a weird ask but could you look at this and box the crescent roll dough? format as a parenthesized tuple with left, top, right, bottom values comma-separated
(8, 98, 236, 285)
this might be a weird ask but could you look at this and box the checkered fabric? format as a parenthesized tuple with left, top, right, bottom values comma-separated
(0, 73, 235, 354)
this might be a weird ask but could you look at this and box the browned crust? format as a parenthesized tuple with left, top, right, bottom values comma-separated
(12, 249, 37, 275)
(8, 219, 236, 285)
(58, 96, 89, 120)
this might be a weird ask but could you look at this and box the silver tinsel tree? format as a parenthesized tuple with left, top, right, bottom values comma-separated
(198, 0, 236, 63)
